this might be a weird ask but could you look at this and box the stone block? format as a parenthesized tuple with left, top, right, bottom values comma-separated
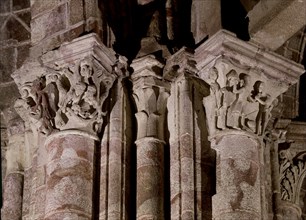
(31, 0, 61, 18)
(69, 0, 84, 25)
(4, 17, 30, 42)
(31, 4, 67, 44)
(0, 47, 16, 82)
(13, 0, 30, 11)
(17, 44, 30, 68)
(16, 10, 31, 27)
(0, 0, 10, 13)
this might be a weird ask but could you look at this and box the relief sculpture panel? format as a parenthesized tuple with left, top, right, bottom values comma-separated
(202, 62, 278, 136)
(14, 56, 121, 135)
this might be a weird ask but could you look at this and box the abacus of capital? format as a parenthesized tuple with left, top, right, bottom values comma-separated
(4, 30, 304, 220)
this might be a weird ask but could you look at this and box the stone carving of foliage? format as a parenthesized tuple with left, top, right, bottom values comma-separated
(279, 150, 306, 203)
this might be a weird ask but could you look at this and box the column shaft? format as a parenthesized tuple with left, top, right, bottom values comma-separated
(100, 78, 132, 219)
(168, 74, 212, 219)
(1, 172, 24, 220)
(44, 132, 96, 219)
(136, 137, 164, 220)
(212, 133, 261, 219)
(270, 141, 283, 220)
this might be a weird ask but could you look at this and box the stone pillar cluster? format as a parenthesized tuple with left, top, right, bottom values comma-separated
(2, 30, 304, 220)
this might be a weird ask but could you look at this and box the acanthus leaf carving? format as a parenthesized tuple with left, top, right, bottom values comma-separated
(279, 149, 306, 203)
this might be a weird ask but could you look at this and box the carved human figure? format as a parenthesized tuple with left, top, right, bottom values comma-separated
(249, 81, 271, 135)
(206, 67, 222, 130)
(218, 70, 240, 129)
(78, 85, 99, 119)
(30, 78, 53, 135)
(229, 73, 252, 130)
(79, 59, 93, 85)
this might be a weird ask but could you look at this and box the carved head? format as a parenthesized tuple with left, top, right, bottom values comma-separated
(254, 81, 265, 93)
(74, 82, 87, 96)
(226, 70, 239, 87)
(208, 67, 218, 83)
(80, 59, 93, 78)
(46, 73, 59, 83)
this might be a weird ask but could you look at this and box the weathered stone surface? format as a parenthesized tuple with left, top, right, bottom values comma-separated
(5, 17, 30, 41)
(69, 0, 84, 25)
(31, 0, 62, 18)
(1, 173, 23, 220)
(13, 0, 30, 11)
(249, 0, 306, 50)
(0, 0, 10, 13)
(211, 132, 261, 220)
(31, 4, 67, 43)
(0, 47, 16, 82)
(44, 133, 95, 219)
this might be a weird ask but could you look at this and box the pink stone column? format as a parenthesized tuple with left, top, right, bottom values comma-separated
(44, 131, 97, 220)
(131, 55, 169, 220)
(100, 78, 132, 219)
(136, 137, 165, 220)
(211, 131, 261, 220)
(1, 172, 24, 220)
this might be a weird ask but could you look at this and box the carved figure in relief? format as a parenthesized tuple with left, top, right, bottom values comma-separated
(206, 67, 223, 130)
(79, 59, 94, 84)
(218, 70, 239, 130)
(250, 81, 271, 135)
(30, 78, 54, 135)
(229, 73, 254, 130)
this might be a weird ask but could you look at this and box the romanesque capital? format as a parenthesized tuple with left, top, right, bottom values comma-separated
(12, 34, 124, 136)
(195, 30, 305, 137)
(279, 148, 306, 204)
(131, 55, 170, 141)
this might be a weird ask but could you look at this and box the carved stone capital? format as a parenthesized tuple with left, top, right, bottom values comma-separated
(131, 55, 170, 140)
(163, 47, 198, 81)
(279, 149, 306, 204)
(13, 34, 123, 136)
(195, 30, 305, 137)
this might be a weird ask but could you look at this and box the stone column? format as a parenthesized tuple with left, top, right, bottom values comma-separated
(164, 48, 212, 219)
(211, 131, 261, 219)
(194, 30, 305, 220)
(1, 135, 24, 220)
(12, 34, 118, 219)
(131, 55, 170, 219)
(44, 131, 97, 219)
(1, 118, 26, 220)
(100, 58, 133, 219)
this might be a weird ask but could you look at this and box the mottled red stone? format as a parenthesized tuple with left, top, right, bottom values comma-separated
(136, 138, 164, 219)
(44, 133, 95, 219)
(1, 173, 23, 220)
(212, 134, 261, 220)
